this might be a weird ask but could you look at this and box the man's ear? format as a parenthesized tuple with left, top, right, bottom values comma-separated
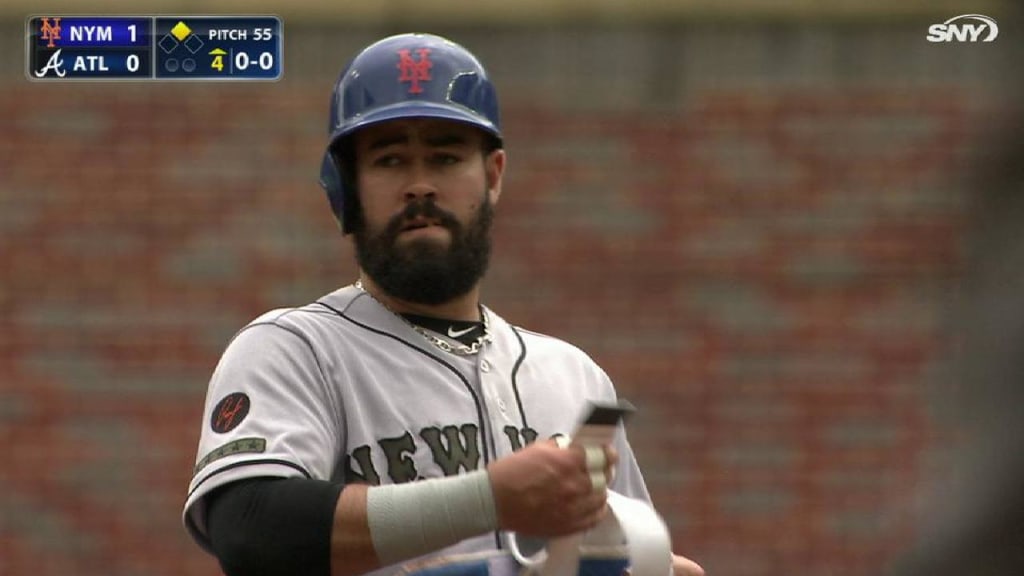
(485, 149, 506, 205)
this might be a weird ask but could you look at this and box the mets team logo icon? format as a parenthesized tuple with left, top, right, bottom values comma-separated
(211, 392, 251, 433)
(397, 48, 432, 94)
(39, 17, 62, 48)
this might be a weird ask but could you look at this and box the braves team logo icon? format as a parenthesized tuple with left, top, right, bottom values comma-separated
(397, 48, 432, 94)
(211, 392, 251, 433)
(39, 17, 62, 48)
(34, 49, 66, 78)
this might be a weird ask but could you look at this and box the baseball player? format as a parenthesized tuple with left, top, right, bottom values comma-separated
(182, 33, 704, 576)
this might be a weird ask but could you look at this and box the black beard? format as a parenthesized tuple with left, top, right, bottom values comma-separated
(352, 196, 493, 306)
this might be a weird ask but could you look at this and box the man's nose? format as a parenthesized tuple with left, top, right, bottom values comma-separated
(403, 160, 438, 202)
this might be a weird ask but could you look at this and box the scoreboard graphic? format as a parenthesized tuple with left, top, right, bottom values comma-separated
(27, 15, 283, 81)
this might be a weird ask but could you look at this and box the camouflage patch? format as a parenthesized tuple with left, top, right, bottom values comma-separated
(194, 437, 266, 474)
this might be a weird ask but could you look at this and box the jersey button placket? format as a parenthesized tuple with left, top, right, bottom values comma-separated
(478, 356, 506, 416)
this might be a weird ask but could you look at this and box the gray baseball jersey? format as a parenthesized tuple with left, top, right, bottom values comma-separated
(183, 284, 651, 575)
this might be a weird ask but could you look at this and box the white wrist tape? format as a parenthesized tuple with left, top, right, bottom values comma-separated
(366, 469, 498, 564)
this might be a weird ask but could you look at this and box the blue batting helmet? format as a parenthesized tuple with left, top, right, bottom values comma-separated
(318, 33, 503, 233)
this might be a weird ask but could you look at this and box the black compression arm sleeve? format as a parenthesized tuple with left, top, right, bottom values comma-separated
(206, 477, 344, 576)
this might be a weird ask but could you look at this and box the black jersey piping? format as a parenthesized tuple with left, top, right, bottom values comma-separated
(509, 326, 530, 430)
(187, 458, 311, 500)
(313, 299, 492, 469)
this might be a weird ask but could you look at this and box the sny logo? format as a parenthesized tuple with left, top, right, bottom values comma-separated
(40, 17, 62, 48)
(927, 14, 999, 43)
(397, 48, 432, 94)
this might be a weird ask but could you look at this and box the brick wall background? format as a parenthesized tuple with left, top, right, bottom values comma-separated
(1, 21, 1016, 576)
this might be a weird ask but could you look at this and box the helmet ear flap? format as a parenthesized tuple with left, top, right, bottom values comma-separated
(319, 142, 360, 235)
(319, 151, 345, 232)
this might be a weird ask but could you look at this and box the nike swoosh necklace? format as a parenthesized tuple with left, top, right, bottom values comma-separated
(354, 280, 492, 356)
(447, 325, 477, 338)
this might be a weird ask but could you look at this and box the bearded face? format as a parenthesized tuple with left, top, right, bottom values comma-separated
(351, 195, 494, 305)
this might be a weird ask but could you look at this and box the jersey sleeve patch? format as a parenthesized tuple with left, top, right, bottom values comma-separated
(194, 437, 267, 475)
(210, 392, 251, 433)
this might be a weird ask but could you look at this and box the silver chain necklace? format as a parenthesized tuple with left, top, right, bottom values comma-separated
(354, 280, 492, 356)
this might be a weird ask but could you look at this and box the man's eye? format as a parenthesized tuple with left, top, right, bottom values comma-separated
(433, 153, 460, 165)
(373, 155, 402, 167)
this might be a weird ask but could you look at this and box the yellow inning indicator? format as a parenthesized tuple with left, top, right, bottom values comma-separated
(209, 48, 227, 71)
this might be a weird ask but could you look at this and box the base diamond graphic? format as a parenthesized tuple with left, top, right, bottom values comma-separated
(158, 35, 179, 54)
(170, 21, 192, 42)
(184, 34, 205, 54)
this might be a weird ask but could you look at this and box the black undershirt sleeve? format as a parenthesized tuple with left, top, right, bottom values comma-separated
(206, 477, 345, 576)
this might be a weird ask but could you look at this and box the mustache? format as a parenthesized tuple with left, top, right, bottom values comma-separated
(384, 199, 461, 237)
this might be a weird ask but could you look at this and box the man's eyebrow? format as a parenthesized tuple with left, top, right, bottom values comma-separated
(365, 132, 468, 150)
(366, 134, 409, 151)
(424, 133, 469, 147)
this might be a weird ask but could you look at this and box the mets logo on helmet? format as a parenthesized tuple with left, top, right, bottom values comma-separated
(397, 48, 432, 94)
